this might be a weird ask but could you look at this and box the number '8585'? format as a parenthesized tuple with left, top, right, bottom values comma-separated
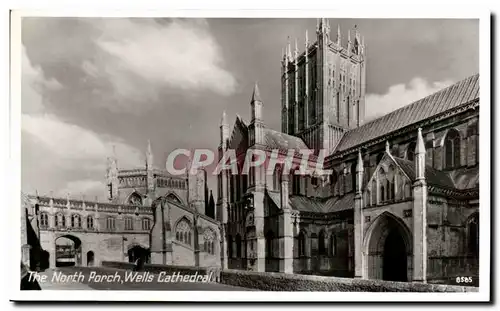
(456, 276, 473, 283)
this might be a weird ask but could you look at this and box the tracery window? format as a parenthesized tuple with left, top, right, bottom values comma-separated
(128, 193, 142, 206)
(175, 218, 192, 246)
(204, 229, 216, 255)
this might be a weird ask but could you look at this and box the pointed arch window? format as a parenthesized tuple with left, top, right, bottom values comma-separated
(128, 192, 142, 206)
(175, 218, 193, 247)
(407, 142, 416, 161)
(387, 165, 396, 201)
(351, 162, 357, 192)
(273, 166, 281, 191)
(371, 179, 377, 205)
(445, 129, 461, 169)
(379, 168, 386, 202)
(467, 122, 479, 164)
(203, 229, 216, 255)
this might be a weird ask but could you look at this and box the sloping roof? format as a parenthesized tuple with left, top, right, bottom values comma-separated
(262, 128, 308, 150)
(266, 190, 354, 214)
(394, 157, 456, 189)
(449, 166, 479, 190)
(335, 74, 479, 152)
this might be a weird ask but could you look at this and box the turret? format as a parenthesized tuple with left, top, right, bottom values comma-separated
(415, 128, 426, 180)
(146, 140, 155, 196)
(250, 82, 264, 146)
(355, 149, 364, 194)
(106, 145, 119, 202)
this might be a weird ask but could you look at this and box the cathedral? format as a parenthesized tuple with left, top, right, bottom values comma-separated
(216, 19, 479, 284)
(21, 141, 219, 270)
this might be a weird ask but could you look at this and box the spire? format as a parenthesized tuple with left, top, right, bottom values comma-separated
(146, 139, 153, 169)
(416, 128, 426, 155)
(220, 110, 228, 126)
(251, 82, 262, 103)
(415, 128, 426, 181)
(386, 141, 390, 154)
(337, 24, 341, 45)
(294, 37, 299, 59)
(356, 149, 363, 172)
(287, 36, 292, 61)
(305, 29, 309, 48)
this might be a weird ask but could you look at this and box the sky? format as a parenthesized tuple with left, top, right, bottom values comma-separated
(20, 17, 479, 201)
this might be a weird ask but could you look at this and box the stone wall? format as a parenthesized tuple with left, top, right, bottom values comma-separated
(220, 269, 478, 292)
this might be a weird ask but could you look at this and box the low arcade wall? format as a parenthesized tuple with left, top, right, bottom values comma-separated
(219, 269, 479, 292)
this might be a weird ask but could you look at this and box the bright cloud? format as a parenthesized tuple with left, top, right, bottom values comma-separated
(57, 180, 107, 199)
(22, 45, 144, 199)
(93, 18, 236, 98)
(365, 77, 453, 121)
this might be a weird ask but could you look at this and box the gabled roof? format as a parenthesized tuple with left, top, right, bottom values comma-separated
(335, 74, 479, 153)
(262, 128, 308, 151)
(394, 157, 456, 189)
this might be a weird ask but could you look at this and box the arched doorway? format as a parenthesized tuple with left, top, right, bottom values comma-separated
(364, 212, 412, 281)
(382, 230, 407, 281)
(127, 245, 150, 264)
(55, 235, 82, 267)
(86, 251, 95, 266)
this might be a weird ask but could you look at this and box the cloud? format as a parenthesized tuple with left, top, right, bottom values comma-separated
(22, 113, 144, 171)
(57, 180, 106, 199)
(22, 44, 144, 199)
(365, 77, 453, 121)
(22, 46, 62, 114)
(91, 18, 237, 99)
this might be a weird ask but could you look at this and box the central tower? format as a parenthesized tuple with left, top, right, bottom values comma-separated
(281, 18, 367, 154)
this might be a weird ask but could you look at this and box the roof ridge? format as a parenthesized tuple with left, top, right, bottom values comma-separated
(355, 73, 478, 130)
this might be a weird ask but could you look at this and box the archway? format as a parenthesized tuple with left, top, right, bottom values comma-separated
(55, 235, 82, 267)
(127, 245, 150, 264)
(382, 230, 407, 281)
(86, 251, 95, 266)
(364, 212, 412, 281)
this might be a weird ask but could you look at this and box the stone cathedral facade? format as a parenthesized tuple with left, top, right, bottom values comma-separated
(217, 19, 479, 284)
(22, 141, 219, 270)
